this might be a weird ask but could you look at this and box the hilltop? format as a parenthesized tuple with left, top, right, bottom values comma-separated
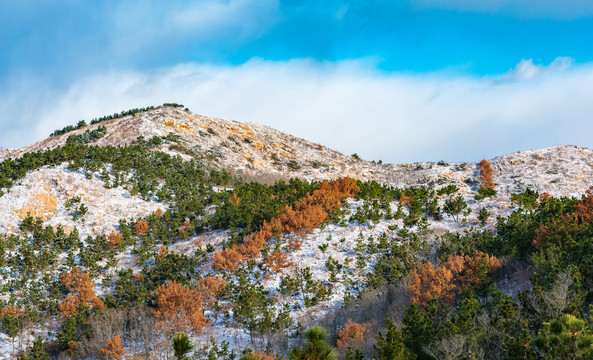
(1, 105, 593, 359)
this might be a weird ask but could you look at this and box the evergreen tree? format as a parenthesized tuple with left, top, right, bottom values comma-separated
(289, 326, 337, 360)
(374, 319, 414, 360)
(173, 332, 195, 360)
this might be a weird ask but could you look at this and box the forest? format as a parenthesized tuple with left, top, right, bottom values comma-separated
(1, 111, 592, 359)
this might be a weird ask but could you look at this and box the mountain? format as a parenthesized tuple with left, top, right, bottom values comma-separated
(1, 105, 592, 359)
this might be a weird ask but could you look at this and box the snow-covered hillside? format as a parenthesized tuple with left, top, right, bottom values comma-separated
(1, 105, 593, 358)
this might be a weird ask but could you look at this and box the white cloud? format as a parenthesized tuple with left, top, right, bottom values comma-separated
(493, 57, 573, 83)
(2, 57, 593, 163)
(414, 0, 593, 19)
(106, 0, 280, 55)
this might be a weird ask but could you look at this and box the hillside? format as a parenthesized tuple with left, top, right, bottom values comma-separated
(1, 105, 593, 359)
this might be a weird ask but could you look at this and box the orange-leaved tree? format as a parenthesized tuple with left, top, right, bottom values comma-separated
(197, 275, 227, 308)
(408, 251, 500, 306)
(153, 281, 208, 334)
(336, 319, 368, 349)
(157, 245, 168, 260)
(106, 231, 122, 249)
(408, 260, 458, 306)
(58, 268, 104, 317)
(212, 245, 244, 271)
(0, 305, 25, 318)
(457, 251, 501, 290)
(479, 159, 495, 189)
(135, 220, 149, 237)
(100, 335, 125, 360)
(263, 250, 293, 274)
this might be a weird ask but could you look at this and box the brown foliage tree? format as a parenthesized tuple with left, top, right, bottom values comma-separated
(241, 230, 269, 258)
(458, 251, 501, 289)
(153, 281, 208, 334)
(286, 237, 302, 251)
(479, 159, 495, 189)
(0, 305, 25, 318)
(135, 220, 149, 237)
(157, 246, 168, 260)
(399, 195, 412, 205)
(58, 268, 104, 317)
(336, 319, 368, 349)
(106, 231, 122, 249)
(229, 192, 242, 206)
(249, 350, 277, 360)
(100, 335, 125, 360)
(178, 219, 191, 238)
(408, 252, 500, 306)
(212, 245, 244, 271)
(198, 275, 227, 308)
(263, 250, 293, 273)
(408, 261, 457, 306)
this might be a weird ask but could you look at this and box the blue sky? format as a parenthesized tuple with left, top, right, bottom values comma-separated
(2, 0, 593, 163)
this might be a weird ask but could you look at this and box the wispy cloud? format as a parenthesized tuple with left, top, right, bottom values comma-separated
(2, 57, 593, 163)
(491, 57, 574, 84)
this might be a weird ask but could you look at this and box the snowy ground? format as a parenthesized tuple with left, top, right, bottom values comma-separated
(0, 163, 166, 237)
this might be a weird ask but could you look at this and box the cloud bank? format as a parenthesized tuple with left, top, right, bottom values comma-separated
(1, 57, 592, 164)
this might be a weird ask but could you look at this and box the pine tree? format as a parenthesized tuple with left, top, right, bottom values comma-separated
(173, 332, 194, 360)
(289, 326, 337, 360)
(374, 319, 413, 360)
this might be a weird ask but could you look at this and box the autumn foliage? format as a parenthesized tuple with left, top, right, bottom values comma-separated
(58, 268, 105, 317)
(263, 250, 293, 273)
(197, 275, 227, 308)
(100, 335, 125, 360)
(408, 251, 501, 306)
(479, 159, 495, 189)
(249, 350, 277, 360)
(212, 178, 359, 270)
(212, 245, 244, 271)
(229, 192, 242, 206)
(399, 195, 412, 205)
(135, 220, 149, 237)
(336, 319, 368, 349)
(106, 231, 122, 249)
(153, 281, 208, 333)
(157, 245, 168, 260)
(178, 219, 191, 238)
(0, 305, 25, 317)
